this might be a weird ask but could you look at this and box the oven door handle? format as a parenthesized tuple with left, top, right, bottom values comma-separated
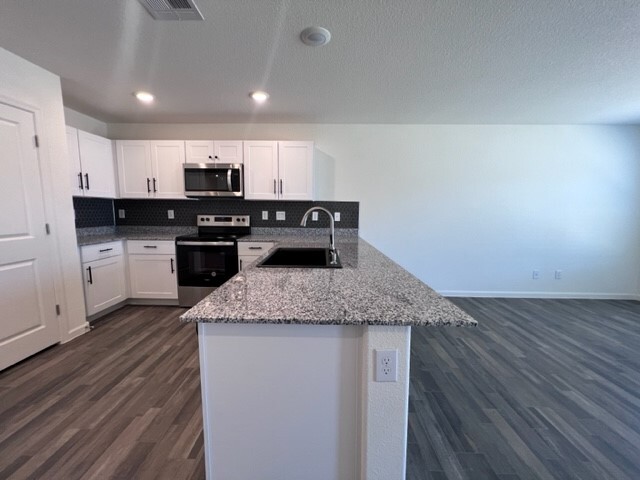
(227, 169, 233, 192)
(176, 241, 235, 246)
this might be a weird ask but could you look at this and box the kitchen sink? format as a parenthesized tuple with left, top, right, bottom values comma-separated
(257, 247, 342, 269)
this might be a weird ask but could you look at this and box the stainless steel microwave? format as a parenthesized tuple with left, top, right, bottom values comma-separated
(183, 163, 244, 198)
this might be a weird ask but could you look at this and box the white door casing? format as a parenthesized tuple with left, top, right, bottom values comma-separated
(0, 102, 59, 371)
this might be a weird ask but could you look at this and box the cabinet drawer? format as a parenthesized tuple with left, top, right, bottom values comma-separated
(81, 241, 123, 263)
(237, 242, 274, 256)
(127, 240, 175, 255)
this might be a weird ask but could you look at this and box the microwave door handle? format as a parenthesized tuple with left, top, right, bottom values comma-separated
(227, 169, 233, 192)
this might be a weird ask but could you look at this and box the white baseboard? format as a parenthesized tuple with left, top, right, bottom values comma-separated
(438, 290, 640, 300)
(61, 322, 91, 343)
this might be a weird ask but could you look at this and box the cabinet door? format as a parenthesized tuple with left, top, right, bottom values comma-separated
(185, 141, 214, 163)
(238, 255, 258, 272)
(278, 141, 314, 200)
(66, 126, 83, 196)
(77, 130, 117, 198)
(244, 141, 278, 200)
(116, 141, 152, 198)
(83, 256, 126, 316)
(214, 141, 244, 164)
(150, 141, 186, 198)
(128, 254, 178, 299)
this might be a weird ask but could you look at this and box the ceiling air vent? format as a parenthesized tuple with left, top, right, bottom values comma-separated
(138, 0, 204, 21)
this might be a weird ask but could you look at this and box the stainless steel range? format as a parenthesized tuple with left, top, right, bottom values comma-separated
(175, 214, 250, 307)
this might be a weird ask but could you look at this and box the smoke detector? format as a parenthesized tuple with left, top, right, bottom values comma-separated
(138, 0, 204, 21)
(300, 27, 331, 47)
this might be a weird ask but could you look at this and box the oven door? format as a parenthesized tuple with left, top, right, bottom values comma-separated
(183, 163, 243, 197)
(176, 240, 239, 288)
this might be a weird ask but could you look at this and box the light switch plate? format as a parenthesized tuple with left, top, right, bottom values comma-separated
(334, 212, 341, 222)
(118, 209, 125, 219)
(276, 211, 286, 221)
(262, 210, 269, 220)
(168, 210, 175, 219)
(312, 211, 318, 221)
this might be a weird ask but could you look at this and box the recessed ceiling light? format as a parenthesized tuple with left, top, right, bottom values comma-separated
(300, 26, 331, 47)
(250, 91, 269, 104)
(134, 91, 155, 104)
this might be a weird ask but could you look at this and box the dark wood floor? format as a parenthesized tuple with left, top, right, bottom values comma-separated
(1, 299, 639, 479)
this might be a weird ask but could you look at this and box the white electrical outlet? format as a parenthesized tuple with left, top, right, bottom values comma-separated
(167, 210, 174, 219)
(334, 212, 341, 222)
(276, 211, 286, 221)
(375, 349, 398, 382)
(555, 270, 562, 280)
(262, 211, 269, 220)
(118, 209, 125, 219)
(532, 270, 540, 280)
(312, 211, 318, 221)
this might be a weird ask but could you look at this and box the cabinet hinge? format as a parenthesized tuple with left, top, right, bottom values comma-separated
(45, 223, 51, 235)
(34, 135, 39, 148)
(55, 304, 61, 316)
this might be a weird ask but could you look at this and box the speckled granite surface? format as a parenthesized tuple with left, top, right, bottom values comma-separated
(76, 226, 196, 246)
(181, 236, 477, 327)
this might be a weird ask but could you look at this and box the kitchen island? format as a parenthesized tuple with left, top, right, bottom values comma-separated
(181, 235, 476, 480)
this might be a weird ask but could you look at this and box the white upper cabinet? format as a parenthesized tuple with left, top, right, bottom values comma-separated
(244, 141, 279, 200)
(116, 140, 185, 198)
(150, 141, 186, 198)
(185, 141, 214, 163)
(278, 141, 314, 201)
(67, 126, 117, 198)
(215, 141, 244, 164)
(244, 141, 314, 200)
(185, 140, 244, 164)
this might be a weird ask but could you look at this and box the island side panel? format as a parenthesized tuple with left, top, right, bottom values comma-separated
(198, 323, 361, 480)
(360, 325, 411, 480)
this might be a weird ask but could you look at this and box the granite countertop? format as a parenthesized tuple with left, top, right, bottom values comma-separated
(181, 235, 476, 327)
(76, 226, 196, 246)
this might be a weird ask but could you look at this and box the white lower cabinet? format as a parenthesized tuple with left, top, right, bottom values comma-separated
(128, 241, 177, 299)
(238, 242, 274, 271)
(81, 242, 127, 316)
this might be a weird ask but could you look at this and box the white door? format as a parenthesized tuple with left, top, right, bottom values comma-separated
(66, 126, 83, 196)
(78, 130, 116, 198)
(244, 141, 278, 200)
(116, 140, 152, 198)
(278, 141, 314, 200)
(214, 141, 244, 164)
(0, 102, 59, 371)
(185, 140, 214, 163)
(150, 141, 185, 198)
(129, 254, 177, 299)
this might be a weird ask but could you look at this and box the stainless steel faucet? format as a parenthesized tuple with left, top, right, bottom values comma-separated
(300, 206, 338, 264)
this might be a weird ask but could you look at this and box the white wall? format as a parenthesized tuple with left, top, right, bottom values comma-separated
(0, 47, 88, 341)
(64, 107, 108, 137)
(109, 123, 640, 299)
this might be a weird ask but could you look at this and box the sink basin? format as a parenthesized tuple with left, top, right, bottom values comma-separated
(257, 247, 342, 268)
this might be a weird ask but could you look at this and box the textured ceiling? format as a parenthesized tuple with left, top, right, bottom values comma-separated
(1, 0, 639, 124)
